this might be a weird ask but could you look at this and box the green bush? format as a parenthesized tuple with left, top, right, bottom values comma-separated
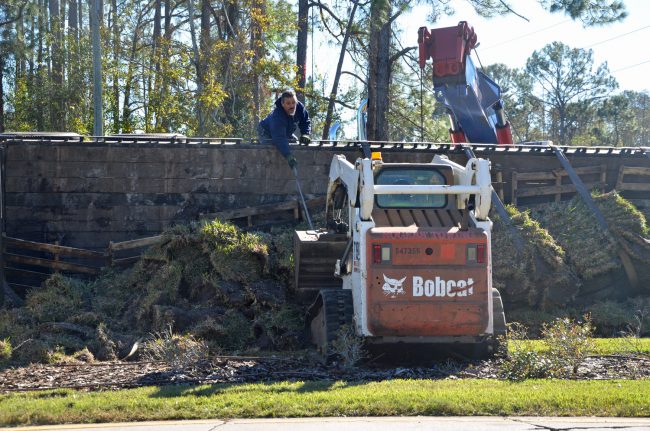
(542, 316, 595, 375)
(499, 317, 596, 380)
(0, 338, 12, 363)
(143, 326, 209, 370)
(498, 323, 554, 381)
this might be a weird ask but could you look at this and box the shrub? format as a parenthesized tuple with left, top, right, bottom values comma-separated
(542, 315, 595, 375)
(330, 324, 366, 368)
(498, 323, 554, 381)
(0, 338, 12, 363)
(499, 317, 596, 380)
(255, 305, 304, 350)
(13, 339, 50, 365)
(142, 325, 209, 370)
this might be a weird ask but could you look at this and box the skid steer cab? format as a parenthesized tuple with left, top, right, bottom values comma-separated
(295, 152, 506, 361)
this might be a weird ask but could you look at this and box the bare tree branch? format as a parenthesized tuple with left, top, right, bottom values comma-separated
(341, 70, 367, 86)
(0, 0, 28, 27)
(498, 0, 529, 21)
(390, 46, 417, 65)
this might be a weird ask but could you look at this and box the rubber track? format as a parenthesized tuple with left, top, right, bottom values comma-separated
(320, 289, 353, 355)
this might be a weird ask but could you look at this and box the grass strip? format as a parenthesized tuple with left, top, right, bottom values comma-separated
(512, 338, 650, 355)
(1, 379, 649, 426)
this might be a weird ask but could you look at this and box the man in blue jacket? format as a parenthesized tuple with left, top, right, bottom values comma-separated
(257, 90, 311, 169)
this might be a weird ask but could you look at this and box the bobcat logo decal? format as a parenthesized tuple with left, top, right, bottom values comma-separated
(382, 274, 406, 298)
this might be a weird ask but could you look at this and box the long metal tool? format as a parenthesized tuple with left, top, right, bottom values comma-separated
(292, 166, 314, 229)
(551, 144, 638, 288)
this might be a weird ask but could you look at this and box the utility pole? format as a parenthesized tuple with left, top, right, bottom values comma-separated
(91, 0, 103, 136)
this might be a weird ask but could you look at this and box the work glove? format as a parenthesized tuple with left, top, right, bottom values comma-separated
(299, 135, 311, 145)
(287, 154, 298, 169)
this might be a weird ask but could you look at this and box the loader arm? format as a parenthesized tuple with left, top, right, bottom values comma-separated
(325, 155, 375, 223)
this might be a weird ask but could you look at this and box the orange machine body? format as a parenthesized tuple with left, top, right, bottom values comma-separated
(365, 226, 489, 337)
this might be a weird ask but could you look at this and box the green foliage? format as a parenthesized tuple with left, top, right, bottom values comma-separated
(540, 0, 627, 26)
(594, 192, 650, 266)
(255, 305, 304, 350)
(0, 338, 12, 363)
(215, 310, 254, 352)
(525, 41, 618, 145)
(531, 198, 619, 279)
(542, 316, 595, 374)
(587, 300, 633, 336)
(25, 274, 88, 322)
(4, 379, 650, 424)
(143, 325, 209, 370)
(13, 339, 50, 365)
(201, 219, 269, 284)
(492, 205, 577, 308)
(482, 63, 545, 142)
(499, 317, 596, 380)
(0, 217, 304, 365)
(498, 323, 555, 380)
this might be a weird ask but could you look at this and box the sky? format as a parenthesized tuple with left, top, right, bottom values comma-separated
(308, 0, 650, 138)
(399, 0, 650, 93)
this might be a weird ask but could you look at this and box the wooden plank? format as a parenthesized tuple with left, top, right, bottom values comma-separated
(112, 256, 142, 266)
(515, 171, 557, 181)
(616, 165, 650, 192)
(616, 165, 626, 190)
(516, 181, 603, 198)
(4, 253, 100, 275)
(511, 171, 517, 206)
(207, 196, 326, 221)
(514, 165, 604, 181)
(620, 166, 650, 176)
(496, 171, 504, 202)
(5, 266, 51, 279)
(109, 235, 164, 252)
(617, 183, 650, 192)
(211, 202, 298, 220)
(3, 235, 105, 259)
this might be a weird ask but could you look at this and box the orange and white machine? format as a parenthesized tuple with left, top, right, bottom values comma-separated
(300, 151, 505, 359)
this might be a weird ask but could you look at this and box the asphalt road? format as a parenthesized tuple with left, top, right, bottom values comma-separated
(3, 417, 650, 431)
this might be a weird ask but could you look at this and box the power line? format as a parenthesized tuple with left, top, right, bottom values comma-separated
(583, 24, 650, 48)
(613, 59, 650, 73)
(481, 19, 572, 50)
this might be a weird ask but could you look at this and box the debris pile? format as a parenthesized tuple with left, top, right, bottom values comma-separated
(492, 191, 650, 335)
(0, 219, 305, 366)
(0, 193, 649, 366)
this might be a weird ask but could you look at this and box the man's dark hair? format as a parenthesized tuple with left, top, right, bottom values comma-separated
(280, 90, 296, 102)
